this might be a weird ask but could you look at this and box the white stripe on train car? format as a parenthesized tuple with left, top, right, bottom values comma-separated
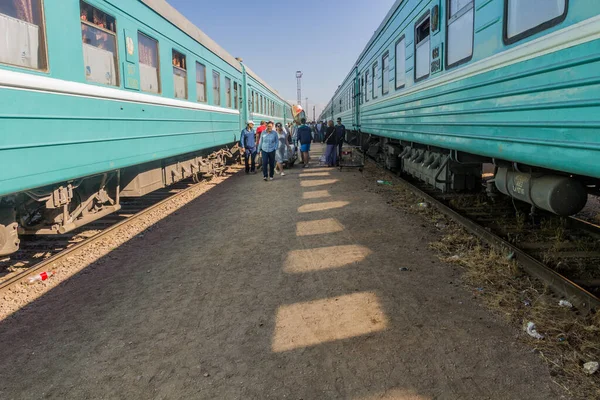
(252, 113, 284, 120)
(0, 68, 241, 115)
(363, 14, 600, 109)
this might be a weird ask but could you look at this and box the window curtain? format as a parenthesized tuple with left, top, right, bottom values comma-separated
(139, 35, 157, 67)
(14, 0, 34, 24)
(0, 12, 39, 67)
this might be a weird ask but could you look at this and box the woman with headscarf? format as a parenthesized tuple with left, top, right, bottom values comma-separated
(275, 122, 291, 176)
(323, 120, 337, 167)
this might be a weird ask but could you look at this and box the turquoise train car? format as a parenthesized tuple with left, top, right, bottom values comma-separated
(0, 0, 292, 256)
(321, 0, 600, 217)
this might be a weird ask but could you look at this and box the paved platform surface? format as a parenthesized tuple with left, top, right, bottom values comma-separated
(0, 145, 562, 399)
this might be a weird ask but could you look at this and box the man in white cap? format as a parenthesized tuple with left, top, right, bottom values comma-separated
(240, 120, 257, 174)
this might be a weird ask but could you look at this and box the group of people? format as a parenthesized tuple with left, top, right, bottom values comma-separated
(239, 117, 347, 181)
(240, 120, 291, 181)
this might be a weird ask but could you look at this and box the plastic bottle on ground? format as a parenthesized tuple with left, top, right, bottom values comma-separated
(28, 271, 55, 284)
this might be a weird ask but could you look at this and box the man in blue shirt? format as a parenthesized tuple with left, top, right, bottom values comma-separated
(335, 118, 347, 166)
(240, 120, 257, 174)
(257, 121, 279, 180)
(296, 118, 313, 168)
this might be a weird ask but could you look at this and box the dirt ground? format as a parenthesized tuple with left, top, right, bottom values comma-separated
(0, 145, 565, 399)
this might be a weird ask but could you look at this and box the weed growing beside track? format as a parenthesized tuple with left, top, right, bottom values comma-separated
(361, 161, 600, 400)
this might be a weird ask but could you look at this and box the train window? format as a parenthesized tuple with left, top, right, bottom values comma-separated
(195, 62, 206, 102)
(172, 50, 187, 99)
(504, 0, 567, 44)
(382, 52, 390, 95)
(365, 71, 369, 102)
(446, 0, 474, 69)
(415, 12, 431, 82)
(212, 70, 221, 106)
(225, 77, 232, 107)
(234, 82, 238, 109)
(372, 62, 378, 99)
(80, 1, 119, 86)
(395, 36, 406, 89)
(138, 32, 160, 94)
(0, 0, 48, 70)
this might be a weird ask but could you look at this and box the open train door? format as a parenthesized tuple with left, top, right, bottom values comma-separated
(354, 67, 361, 131)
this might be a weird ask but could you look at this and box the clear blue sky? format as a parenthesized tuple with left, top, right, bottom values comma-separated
(167, 0, 397, 118)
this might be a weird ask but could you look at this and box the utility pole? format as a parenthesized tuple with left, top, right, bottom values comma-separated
(313, 105, 316, 121)
(296, 71, 302, 107)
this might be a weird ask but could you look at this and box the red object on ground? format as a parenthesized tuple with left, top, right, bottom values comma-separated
(28, 271, 55, 284)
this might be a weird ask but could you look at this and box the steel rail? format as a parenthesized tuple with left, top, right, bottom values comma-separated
(0, 178, 210, 293)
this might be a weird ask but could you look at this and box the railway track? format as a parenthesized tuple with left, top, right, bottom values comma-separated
(364, 155, 600, 313)
(0, 148, 240, 294)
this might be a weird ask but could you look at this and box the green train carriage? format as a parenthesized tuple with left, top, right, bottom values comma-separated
(0, 0, 291, 256)
(322, 0, 600, 216)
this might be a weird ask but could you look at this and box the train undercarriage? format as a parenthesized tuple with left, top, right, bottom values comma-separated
(0, 145, 239, 257)
(349, 131, 597, 218)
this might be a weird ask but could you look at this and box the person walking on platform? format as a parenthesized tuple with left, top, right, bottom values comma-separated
(296, 118, 313, 168)
(256, 120, 267, 147)
(323, 120, 337, 167)
(240, 120, 257, 174)
(275, 122, 291, 176)
(257, 121, 278, 181)
(286, 123, 293, 143)
(335, 117, 347, 166)
(316, 120, 323, 142)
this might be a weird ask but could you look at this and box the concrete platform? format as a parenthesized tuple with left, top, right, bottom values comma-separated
(0, 145, 561, 399)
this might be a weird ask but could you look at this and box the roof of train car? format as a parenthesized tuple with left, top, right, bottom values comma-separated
(141, 0, 291, 106)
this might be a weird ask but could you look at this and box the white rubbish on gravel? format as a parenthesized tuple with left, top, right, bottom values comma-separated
(583, 361, 599, 375)
(558, 300, 573, 309)
(525, 322, 544, 340)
